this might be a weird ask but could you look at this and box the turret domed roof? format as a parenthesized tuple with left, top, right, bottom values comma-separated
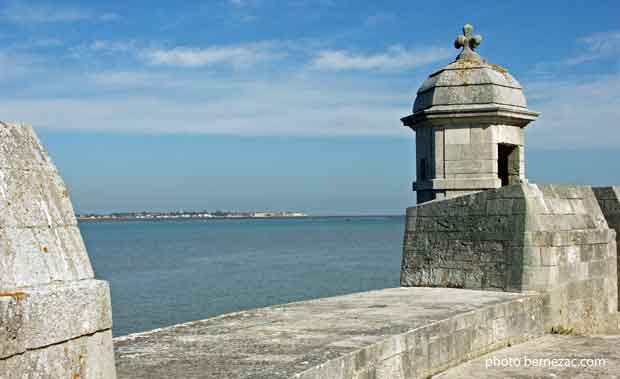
(413, 60, 527, 112)
(412, 24, 528, 113)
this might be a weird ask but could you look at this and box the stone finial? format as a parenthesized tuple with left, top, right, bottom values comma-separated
(454, 24, 483, 62)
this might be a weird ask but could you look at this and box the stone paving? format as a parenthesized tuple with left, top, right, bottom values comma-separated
(434, 334, 620, 379)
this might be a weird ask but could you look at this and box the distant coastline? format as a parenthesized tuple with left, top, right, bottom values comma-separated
(76, 212, 403, 222)
(76, 210, 308, 222)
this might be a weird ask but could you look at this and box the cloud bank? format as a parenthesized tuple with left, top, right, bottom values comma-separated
(140, 44, 279, 69)
(0, 7, 617, 149)
(311, 46, 452, 71)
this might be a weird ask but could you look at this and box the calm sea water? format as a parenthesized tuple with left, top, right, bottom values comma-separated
(81, 216, 404, 337)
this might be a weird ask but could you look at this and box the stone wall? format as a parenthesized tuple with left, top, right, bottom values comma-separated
(593, 186, 620, 310)
(402, 183, 617, 333)
(0, 123, 116, 378)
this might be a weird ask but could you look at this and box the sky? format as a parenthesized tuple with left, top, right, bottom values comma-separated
(0, 0, 618, 214)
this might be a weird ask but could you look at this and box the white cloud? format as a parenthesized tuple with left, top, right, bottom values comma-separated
(140, 44, 279, 69)
(1, 3, 119, 24)
(0, 72, 412, 137)
(89, 40, 134, 53)
(67, 40, 137, 60)
(1, 28, 617, 149)
(311, 45, 452, 71)
(564, 30, 620, 65)
(579, 31, 620, 55)
(1, 57, 618, 149)
(87, 71, 164, 90)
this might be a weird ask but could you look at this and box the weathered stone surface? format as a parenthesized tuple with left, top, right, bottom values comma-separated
(415, 84, 527, 114)
(0, 279, 112, 359)
(0, 225, 94, 290)
(0, 123, 93, 290)
(413, 60, 527, 113)
(114, 288, 543, 379)
(434, 334, 620, 379)
(0, 122, 116, 378)
(0, 123, 56, 171)
(401, 183, 618, 334)
(445, 159, 497, 175)
(0, 330, 116, 379)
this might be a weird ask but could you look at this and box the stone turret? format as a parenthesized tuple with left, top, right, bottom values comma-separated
(0, 123, 116, 377)
(400, 25, 619, 335)
(402, 24, 539, 203)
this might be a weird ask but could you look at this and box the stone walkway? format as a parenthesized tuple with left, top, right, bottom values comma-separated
(434, 335, 620, 379)
(114, 287, 542, 379)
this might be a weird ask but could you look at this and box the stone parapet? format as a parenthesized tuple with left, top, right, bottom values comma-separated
(402, 183, 618, 334)
(114, 288, 544, 379)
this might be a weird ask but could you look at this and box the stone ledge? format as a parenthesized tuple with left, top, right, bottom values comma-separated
(114, 287, 543, 379)
(0, 279, 112, 359)
(414, 177, 501, 191)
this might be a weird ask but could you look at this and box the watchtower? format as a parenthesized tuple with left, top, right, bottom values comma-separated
(402, 24, 539, 203)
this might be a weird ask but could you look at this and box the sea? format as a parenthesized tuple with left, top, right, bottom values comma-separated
(81, 216, 405, 337)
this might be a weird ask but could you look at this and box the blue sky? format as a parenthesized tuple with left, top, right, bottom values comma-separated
(0, 1, 618, 214)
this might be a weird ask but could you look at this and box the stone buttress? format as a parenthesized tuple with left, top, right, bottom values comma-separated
(0, 123, 116, 378)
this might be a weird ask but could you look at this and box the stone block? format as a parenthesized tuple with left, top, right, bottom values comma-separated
(0, 225, 94, 290)
(445, 160, 496, 175)
(0, 279, 112, 359)
(444, 143, 497, 161)
(539, 247, 560, 266)
(0, 168, 76, 229)
(427, 178, 501, 191)
(494, 124, 524, 146)
(375, 355, 405, 379)
(486, 198, 515, 215)
(469, 125, 497, 144)
(444, 127, 470, 145)
(0, 330, 116, 379)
